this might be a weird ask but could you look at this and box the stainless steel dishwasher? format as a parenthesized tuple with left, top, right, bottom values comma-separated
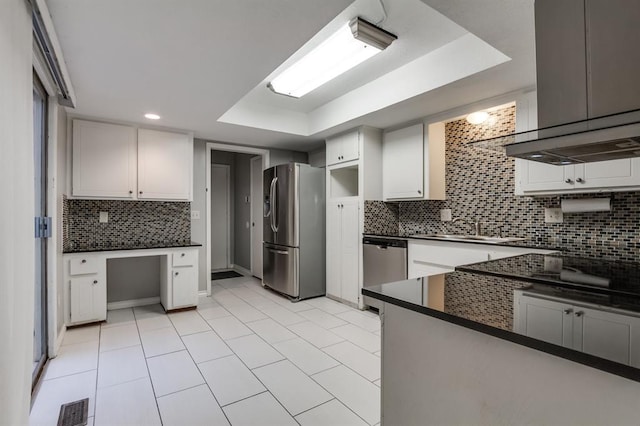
(363, 237, 407, 310)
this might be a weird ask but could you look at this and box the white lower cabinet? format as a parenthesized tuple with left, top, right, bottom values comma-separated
(326, 199, 360, 305)
(407, 240, 554, 279)
(66, 254, 107, 326)
(69, 275, 107, 325)
(514, 291, 640, 367)
(65, 247, 199, 325)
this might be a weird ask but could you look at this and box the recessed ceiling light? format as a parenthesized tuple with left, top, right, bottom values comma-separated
(466, 111, 489, 125)
(144, 113, 160, 120)
(530, 154, 543, 158)
(268, 17, 397, 98)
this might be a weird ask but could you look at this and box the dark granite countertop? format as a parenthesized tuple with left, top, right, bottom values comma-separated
(458, 253, 640, 298)
(363, 233, 562, 251)
(63, 241, 202, 254)
(363, 267, 640, 382)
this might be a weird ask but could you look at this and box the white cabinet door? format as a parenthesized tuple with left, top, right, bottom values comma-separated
(325, 136, 342, 166)
(325, 131, 359, 166)
(576, 158, 640, 189)
(340, 199, 360, 304)
(172, 266, 197, 308)
(326, 201, 342, 299)
(516, 159, 575, 193)
(341, 131, 360, 163)
(383, 124, 424, 200)
(575, 307, 640, 367)
(70, 275, 106, 324)
(515, 294, 573, 348)
(72, 120, 137, 198)
(138, 129, 192, 200)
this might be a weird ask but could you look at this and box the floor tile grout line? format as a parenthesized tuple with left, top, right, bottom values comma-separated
(175, 317, 233, 426)
(307, 365, 377, 426)
(291, 397, 338, 419)
(132, 306, 165, 426)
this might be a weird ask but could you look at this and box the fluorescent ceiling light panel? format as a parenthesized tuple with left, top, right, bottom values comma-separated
(268, 18, 396, 98)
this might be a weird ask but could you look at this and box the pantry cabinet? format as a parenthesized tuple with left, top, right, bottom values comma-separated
(326, 199, 360, 305)
(325, 126, 382, 309)
(514, 291, 640, 367)
(71, 119, 193, 201)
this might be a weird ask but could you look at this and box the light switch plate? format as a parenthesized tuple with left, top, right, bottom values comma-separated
(191, 210, 200, 220)
(440, 209, 452, 221)
(99, 212, 108, 223)
(544, 208, 563, 223)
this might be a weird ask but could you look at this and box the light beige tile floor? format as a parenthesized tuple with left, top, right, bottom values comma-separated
(30, 275, 381, 426)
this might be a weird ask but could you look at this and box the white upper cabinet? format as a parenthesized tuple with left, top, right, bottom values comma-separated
(382, 122, 445, 201)
(383, 124, 424, 200)
(514, 93, 640, 195)
(137, 129, 192, 200)
(72, 120, 137, 198)
(326, 131, 360, 166)
(71, 119, 193, 201)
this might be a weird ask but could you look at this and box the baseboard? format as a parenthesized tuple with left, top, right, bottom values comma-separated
(231, 264, 252, 276)
(107, 296, 160, 311)
(198, 290, 208, 297)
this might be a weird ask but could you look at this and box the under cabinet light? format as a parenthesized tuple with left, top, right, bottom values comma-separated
(268, 17, 397, 98)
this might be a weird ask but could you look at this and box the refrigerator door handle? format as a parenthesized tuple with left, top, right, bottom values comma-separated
(270, 177, 279, 232)
(268, 248, 289, 255)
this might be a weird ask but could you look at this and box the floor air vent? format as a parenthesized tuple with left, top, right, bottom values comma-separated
(57, 398, 88, 426)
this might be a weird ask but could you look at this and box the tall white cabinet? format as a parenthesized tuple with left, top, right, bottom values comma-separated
(325, 127, 382, 308)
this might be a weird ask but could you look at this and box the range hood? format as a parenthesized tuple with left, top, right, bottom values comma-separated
(471, 108, 640, 165)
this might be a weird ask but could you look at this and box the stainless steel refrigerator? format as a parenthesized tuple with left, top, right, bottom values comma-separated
(263, 163, 325, 300)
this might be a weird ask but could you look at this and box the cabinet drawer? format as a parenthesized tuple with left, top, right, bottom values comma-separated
(172, 250, 196, 267)
(69, 257, 99, 275)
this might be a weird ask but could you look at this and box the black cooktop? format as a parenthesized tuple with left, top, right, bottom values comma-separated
(457, 253, 640, 298)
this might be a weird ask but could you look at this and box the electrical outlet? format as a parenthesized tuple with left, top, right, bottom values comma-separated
(99, 212, 108, 223)
(544, 208, 563, 223)
(191, 210, 200, 220)
(440, 209, 452, 221)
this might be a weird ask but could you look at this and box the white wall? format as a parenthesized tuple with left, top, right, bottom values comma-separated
(55, 106, 67, 339)
(0, 0, 35, 423)
(269, 148, 308, 167)
(191, 140, 207, 291)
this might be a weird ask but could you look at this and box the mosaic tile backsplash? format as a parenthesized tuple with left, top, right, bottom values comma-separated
(365, 105, 640, 261)
(63, 198, 191, 251)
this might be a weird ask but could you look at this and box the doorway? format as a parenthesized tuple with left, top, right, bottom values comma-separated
(211, 164, 230, 270)
(32, 74, 48, 386)
(205, 144, 269, 294)
(250, 156, 263, 279)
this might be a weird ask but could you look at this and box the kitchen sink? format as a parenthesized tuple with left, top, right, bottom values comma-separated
(412, 234, 525, 244)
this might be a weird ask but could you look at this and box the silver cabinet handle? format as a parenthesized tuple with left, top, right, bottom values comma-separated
(576, 178, 585, 183)
(81, 259, 87, 264)
(575, 311, 584, 317)
(564, 308, 573, 315)
(417, 190, 422, 194)
(565, 179, 574, 184)
(268, 248, 289, 255)
(93, 280, 98, 284)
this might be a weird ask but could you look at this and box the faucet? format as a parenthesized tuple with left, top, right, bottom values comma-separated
(452, 217, 483, 236)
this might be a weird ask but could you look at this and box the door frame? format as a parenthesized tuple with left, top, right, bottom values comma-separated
(250, 155, 263, 279)
(205, 143, 269, 295)
(210, 164, 231, 271)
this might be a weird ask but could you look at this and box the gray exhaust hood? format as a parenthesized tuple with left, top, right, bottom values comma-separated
(471, 108, 640, 165)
